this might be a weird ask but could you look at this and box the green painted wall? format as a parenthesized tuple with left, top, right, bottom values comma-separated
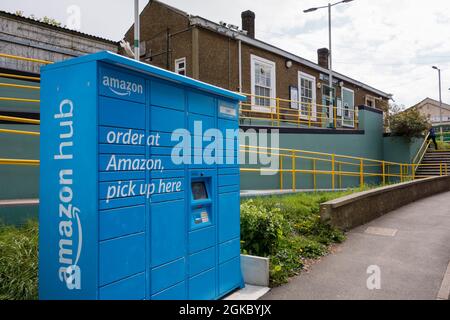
(241, 107, 398, 191)
(0, 75, 40, 225)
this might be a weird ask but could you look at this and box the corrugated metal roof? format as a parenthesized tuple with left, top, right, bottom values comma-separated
(0, 10, 117, 45)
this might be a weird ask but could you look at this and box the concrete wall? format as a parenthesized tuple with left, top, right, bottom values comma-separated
(383, 136, 423, 164)
(320, 176, 450, 230)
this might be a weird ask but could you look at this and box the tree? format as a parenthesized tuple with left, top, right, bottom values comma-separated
(387, 104, 430, 141)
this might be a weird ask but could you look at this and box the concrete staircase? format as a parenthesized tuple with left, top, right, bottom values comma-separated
(415, 148, 450, 179)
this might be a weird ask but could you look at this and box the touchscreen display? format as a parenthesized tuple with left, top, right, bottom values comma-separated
(192, 182, 208, 200)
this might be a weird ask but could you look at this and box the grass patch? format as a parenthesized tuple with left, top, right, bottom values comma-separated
(240, 187, 372, 286)
(0, 221, 38, 300)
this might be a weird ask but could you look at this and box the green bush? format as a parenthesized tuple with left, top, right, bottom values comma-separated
(388, 108, 429, 141)
(240, 200, 287, 257)
(0, 221, 38, 300)
(240, 189, 368, 286)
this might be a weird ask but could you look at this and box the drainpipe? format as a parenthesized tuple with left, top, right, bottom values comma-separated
(192, 27, 200, 79)
(238, 40, 242, 93)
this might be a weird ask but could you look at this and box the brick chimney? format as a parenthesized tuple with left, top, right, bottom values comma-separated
(242, 10, 255, 38)
(318, 48, 330, 69)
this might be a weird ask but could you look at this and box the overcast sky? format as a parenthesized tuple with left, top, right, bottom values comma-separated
(2, 0, 450, 107)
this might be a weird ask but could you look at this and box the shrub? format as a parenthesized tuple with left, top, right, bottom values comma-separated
(241, 190, 358, 286)
(0, 221, 38, 300)
(240, 200, 287, 257)
(388, 107, 429, 141)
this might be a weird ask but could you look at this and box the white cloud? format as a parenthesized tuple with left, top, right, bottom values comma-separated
(3, 0, 450, 106)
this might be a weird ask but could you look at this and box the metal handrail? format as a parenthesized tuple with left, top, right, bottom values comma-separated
(413, 132, 430, 165)
(240, 144, 447, 191)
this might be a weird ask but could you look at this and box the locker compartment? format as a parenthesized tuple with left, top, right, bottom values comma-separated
(150, 177, 185, 203)
(99, 233, 146, 286)
(219, 167, 240, 176)
(99, 144, 145, 155)
(99, 180, 145, 200)
(188, 91, 215, 117)
(150, 79, 185, 111)
(150, 131, 180, 148)
(219, 257, 242, 296)
(188, 113, 215, 136)
(219, 238, 240, 264)
(189, 268, 216, 300)
(151, 200, 186, 267)
(99, 195, 146, 211)
(99, 154, 145, 172)
(189, 246, 215, 277)
(152, 281, 186, 300)
(99, 170, 145, 182)
(99, 205, 145, 241)
(218, 118, 239, 132)
(188, 226, 215, 254)
(99, 272, 145, 300)
(151, 258, 186, 294)
(219, 185, 240, 194)
(99, 96, 145, 129)
(218, 192, 240, 242)
(150, 106, 185, 133)
(99, 126, 146, 146)
(218, 174, 240, 187)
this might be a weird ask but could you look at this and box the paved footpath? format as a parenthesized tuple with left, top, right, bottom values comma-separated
(262, 191, 450, 300)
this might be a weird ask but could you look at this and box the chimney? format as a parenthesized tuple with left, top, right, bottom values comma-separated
(318, 48, 330, 69)
(241, 10, 255, 38)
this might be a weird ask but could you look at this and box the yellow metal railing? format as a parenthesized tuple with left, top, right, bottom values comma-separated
(0, 53, 52, 65)
(240, 93, 359, 129)
(413, 132, 430, 165)
(240, 145, 449, 191)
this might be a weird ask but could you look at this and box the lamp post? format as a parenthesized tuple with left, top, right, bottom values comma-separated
(134, 0, 140, 61)
(304, 0, 355, 127)
(432, 66, 443, 141)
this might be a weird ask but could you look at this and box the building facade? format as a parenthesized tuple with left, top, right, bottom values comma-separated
(124, 0, 391, 129)
(411, 98, 450, 126)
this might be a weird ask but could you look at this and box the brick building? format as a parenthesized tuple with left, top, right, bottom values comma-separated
(124, 0, 391, 129)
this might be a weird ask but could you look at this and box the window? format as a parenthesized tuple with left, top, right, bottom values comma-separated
(322, 85, 336, 125)
(299, 72, 317, 120)
(365, 95, 376, 108)
(342, 87, 355, 128)
(175, 57, 186, 76)
(289, 86, 299, 110)
(251, 55, 276, 113)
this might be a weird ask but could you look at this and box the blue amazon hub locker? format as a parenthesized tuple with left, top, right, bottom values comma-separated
(39, 51, 245, 300)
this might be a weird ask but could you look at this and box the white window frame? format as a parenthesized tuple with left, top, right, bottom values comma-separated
(250, 54, 276, 113)
(175, 57, 186, 76)
(298, 71, 317, 121)
(365, 95, 376, 108)
(342, 87, 355, 128)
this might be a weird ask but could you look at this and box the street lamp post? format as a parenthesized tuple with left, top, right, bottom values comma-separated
(432, 66, 443, 141)
(304, 0, 354, 127)
(134, 0, 140, 61)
